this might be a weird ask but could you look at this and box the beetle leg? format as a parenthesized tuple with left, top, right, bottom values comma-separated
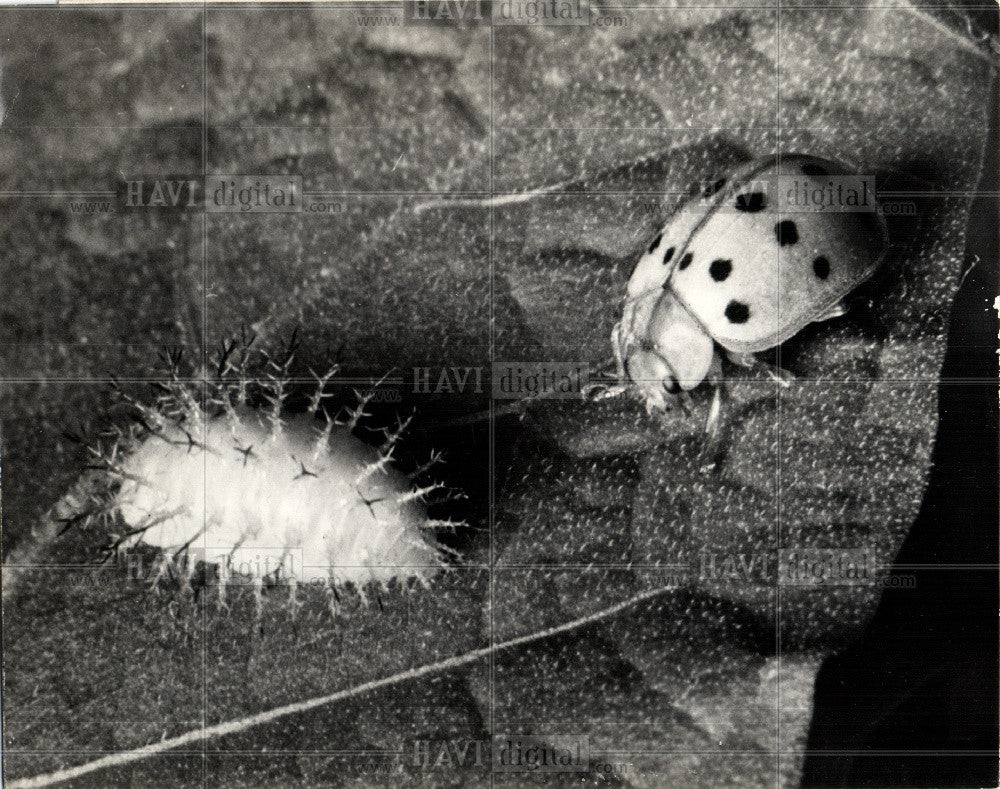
(704, 385, 723, 436)
(725, 349, 756, 368)
(706, 351, 724, 385)
(700, 351, 726, 437)
(725, 349, 793, 387)
(611, 322, 627, 381)
(762, 363, 794, 387)
(814, 300, 847, 322)
(582, 380, 627, 402)
(581, 324, 630, 403)
(581, 328, 628, 402)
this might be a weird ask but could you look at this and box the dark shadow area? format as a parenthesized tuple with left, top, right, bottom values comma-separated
(800, 30, 999, 787)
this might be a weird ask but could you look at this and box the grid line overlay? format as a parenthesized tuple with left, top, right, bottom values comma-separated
(0, 4, 993, 788)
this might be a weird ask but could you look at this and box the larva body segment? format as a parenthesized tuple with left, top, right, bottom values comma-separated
(79, 338, 453, 616)
(116, 409, 439, 589)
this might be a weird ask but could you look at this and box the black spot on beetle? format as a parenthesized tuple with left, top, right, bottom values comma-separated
(725, 300, 751, 324)
(662, 246, 675, 265)
(735, 192, 767, 212)
(801, 162, 829, 177)
(702, 177, 727, 198)
(813, 256, 831, 280)
(647, 233, 663, 254)
(709, 259, 732, 281)
(678, 252, 693, 270)
(775, 220, 798, 245)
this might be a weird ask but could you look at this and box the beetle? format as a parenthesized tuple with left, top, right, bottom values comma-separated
(607, 153, 889, 416)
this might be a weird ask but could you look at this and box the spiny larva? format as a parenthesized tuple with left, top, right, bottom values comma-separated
(611, 153, 889, 414)
(81, 338, 456, 616)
